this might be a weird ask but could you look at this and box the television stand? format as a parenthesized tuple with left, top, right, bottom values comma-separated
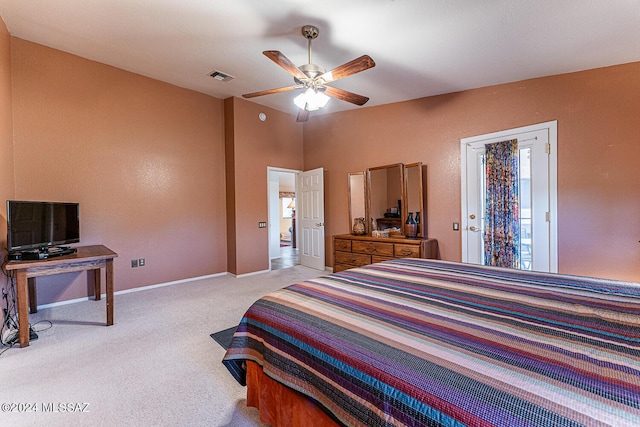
(2, 245, 118, 347)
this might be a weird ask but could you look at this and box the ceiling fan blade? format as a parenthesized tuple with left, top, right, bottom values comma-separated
(296, 109, 310, 122)
(317, 55, 375, 84)
(242, 85, 302, 99)
(263, 50, 308, 80)
(323, 86, 370, 106)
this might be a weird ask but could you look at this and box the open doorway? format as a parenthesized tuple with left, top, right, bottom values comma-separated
(268, 167, 300, 270)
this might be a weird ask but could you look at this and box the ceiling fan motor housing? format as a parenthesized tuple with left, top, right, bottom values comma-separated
(295, 63, 326, 83)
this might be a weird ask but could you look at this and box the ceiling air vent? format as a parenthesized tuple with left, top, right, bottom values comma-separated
(209, 70, 234, 82)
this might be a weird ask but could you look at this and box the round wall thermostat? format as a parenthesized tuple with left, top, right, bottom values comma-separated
(258, 113, 267, 121)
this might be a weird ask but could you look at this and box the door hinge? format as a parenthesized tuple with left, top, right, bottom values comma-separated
(545, 211, 550, 222)
(545, 143, 551, 154)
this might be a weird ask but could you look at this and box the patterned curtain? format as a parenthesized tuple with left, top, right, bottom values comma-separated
(484, 139, 520, 268)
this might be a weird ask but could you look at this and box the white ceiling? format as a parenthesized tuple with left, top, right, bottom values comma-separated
(0, 1, 638, 118)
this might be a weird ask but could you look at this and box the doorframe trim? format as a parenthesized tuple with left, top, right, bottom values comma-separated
(267, 166, 301, 270)
(460, 120, 558, 272)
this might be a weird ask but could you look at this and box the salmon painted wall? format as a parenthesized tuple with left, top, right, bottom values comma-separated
(10, 38, 227, 304)
(225, 97, 303, 275)
(304, 62, 640, 283)
(0, 19, 13, 254)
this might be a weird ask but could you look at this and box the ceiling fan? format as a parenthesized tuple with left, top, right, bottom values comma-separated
(242, 25, 376, 122)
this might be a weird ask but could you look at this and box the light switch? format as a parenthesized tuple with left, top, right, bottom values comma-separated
(453, 222, 460, 231)
(258, 222, 267, 228)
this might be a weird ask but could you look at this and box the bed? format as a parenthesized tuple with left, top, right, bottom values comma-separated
(222, 258, 640, 426)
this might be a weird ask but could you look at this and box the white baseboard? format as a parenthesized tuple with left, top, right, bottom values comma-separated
(231, 264, 332, 277)
(34, 265, 330, 311)
(231, 269, 270, 278)
(35, 272, 228, 311)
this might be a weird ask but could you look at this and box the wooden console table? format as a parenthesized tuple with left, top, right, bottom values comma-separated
(3, 245, 118, 348)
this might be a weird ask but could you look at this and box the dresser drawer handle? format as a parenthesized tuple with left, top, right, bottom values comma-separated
(399, 249, 413, 256)
(349, 256, 357, 263)
(365, 243, 377, 253)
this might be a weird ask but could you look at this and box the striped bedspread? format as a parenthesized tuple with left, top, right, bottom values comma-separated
(222, 259, 640, 426)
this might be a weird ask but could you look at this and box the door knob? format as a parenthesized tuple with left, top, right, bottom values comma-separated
(469, 226, 482, 232)
(315, 222, 324, 227)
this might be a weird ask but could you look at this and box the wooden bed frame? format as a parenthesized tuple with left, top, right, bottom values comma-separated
(246, 361, 339, 427)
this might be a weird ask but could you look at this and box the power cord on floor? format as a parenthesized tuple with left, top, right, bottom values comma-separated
(0, 321, 50, 355)
(1, 256, 54, 356)
(1, 267, 20, 350)
(1, 255, 19, 354)
(31, 319, 52, 334)
(0, 256, 51, 354)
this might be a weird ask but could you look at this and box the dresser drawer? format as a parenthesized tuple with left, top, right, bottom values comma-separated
(334, 239, 352, 252)
(394, 244, 420, 258)
(335, 251, 371, 267)
(352, 241, 394, 257)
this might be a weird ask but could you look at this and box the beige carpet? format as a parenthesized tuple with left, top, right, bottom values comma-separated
(0, 265, 325, 426)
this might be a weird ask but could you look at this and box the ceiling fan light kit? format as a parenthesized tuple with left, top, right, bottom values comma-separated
(242, 25, 375, 122)
(294, 88, 330, 111)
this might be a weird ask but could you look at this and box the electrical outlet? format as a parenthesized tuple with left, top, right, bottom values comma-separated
(138, 258, 145, 267)
(131, 259, 138, 268)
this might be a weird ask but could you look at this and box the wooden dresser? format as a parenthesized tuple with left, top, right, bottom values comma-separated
(333, 234, 438, 272)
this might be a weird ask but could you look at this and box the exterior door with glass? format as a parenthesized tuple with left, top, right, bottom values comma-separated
(461, 121, 557, 272)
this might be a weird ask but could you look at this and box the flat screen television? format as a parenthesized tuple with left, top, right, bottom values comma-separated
(6, 200, 80, 253)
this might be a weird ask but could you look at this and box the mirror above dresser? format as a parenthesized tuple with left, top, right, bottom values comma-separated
(367, 163, 404, 235)
(348, 172, 367, 235)
(338, 161, 437, 272)
(404, 162, 427, 238)
(348, 162, 427, 238)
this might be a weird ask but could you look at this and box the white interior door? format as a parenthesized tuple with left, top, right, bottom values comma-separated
(461, 121, 558, 272)
(299, 167, 325, 270)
